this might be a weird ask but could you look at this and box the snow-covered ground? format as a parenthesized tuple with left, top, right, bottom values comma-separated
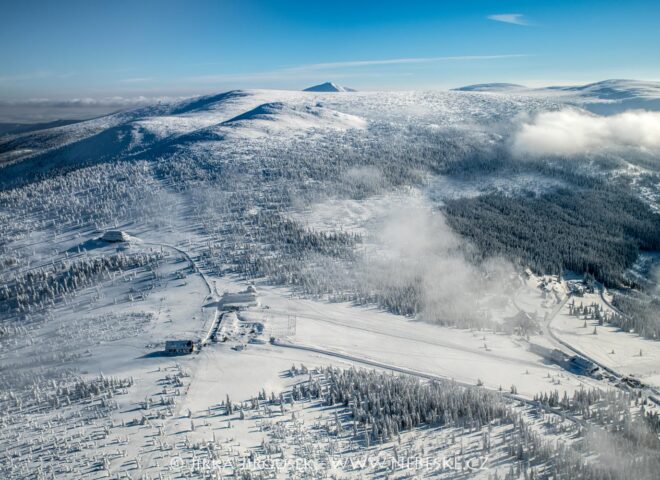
(1, 85, 659, 479)
(1, 213, 653, 478)
(551, 290, 660, 387)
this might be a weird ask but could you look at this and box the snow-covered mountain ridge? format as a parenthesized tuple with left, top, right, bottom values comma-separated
(0, 88, 556, 184)
(454, 79, 660, 114)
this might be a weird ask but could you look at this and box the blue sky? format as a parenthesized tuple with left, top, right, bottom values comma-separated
(1, 0, 659, 101)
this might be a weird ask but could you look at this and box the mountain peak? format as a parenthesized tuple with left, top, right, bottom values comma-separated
(303, 82, 356, 92)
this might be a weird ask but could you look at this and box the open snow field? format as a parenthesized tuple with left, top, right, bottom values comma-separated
(241, 284, 606, 398)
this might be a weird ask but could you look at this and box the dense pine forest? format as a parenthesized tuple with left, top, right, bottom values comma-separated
(443, 186, 660, 287)
(611, 290, 660, 339)
(289, 367, 660, 479)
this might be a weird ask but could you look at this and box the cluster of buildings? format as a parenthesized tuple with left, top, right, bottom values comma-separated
(164, 285, 260, 355)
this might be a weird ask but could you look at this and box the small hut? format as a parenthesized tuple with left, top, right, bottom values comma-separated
(101, 230, 131, 243)
(569, 356, 599, 376)
(165, 340, 196, 354)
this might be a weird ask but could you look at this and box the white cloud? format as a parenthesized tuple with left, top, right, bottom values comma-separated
(119, 77, 153, 84)
(512, 109, 660, 157)
(359, 198, 515, 325)
(293, 54, 530, 70)
(183, 55, 530, 84)
(488, 13, 529, 26)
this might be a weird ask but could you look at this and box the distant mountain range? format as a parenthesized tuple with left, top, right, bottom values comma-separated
(454, 79, 660, 114)
(2, 79, 658, 177)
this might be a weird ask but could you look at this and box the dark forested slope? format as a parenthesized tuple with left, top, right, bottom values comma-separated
(443, 186, 660, 287)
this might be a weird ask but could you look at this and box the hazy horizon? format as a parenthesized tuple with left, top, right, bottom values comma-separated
(2, 0, 660, 121)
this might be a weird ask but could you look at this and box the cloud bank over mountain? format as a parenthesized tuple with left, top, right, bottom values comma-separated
(512, 109, 660, 157)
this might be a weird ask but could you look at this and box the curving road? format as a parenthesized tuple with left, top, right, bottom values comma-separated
(514, 282, 660, 405)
